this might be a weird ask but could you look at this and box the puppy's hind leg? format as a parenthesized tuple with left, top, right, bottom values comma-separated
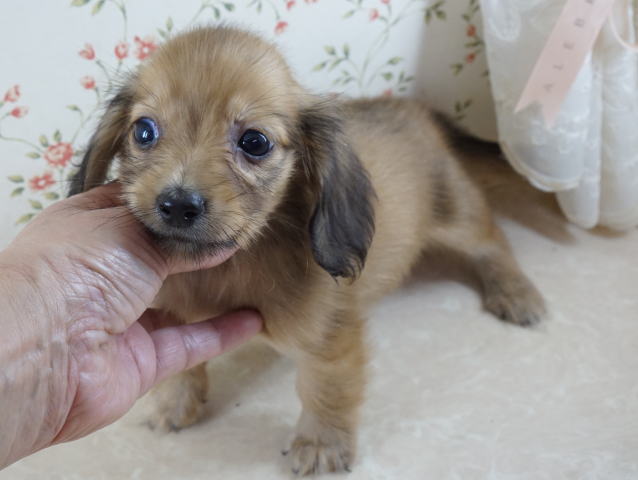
(429, 189, 545, 326)
(470, 224, 545, 326)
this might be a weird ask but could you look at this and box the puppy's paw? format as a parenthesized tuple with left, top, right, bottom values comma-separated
(286, 435, 353, 476)
(285, 411, 354, 476)
(145, 373, 208, 432)
(484, 278, 545, 327)
(146, 392, 206, 432)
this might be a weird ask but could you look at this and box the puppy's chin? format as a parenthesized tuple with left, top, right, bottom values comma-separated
(147, 227, 239, 261)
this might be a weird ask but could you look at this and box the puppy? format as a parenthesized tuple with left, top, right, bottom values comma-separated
(69, 26, 545, 475)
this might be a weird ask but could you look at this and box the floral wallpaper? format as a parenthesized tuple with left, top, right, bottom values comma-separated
(0, 0, 495, 244)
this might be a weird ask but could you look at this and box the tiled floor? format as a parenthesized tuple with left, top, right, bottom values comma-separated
(3, 142, 638, 479)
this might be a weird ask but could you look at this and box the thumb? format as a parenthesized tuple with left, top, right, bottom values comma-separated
(144, 310, 262, 386)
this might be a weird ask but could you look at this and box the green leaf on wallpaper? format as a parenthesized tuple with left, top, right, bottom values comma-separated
(39, 135, 49, 148)
(436, 10, 446, 20)
(25, 152, 40, 159)
(462, 14, 470, 22)
(343, 44, 350, 58)
(157, 29, 167, 40)
(44, 192, 60, 201)
(8, 175, 24, 183)
(53, 130, 62, 143)
(312, 62, 327, 71)
(11, 187, 24, 197)
(213, 6, 221, 20)
(29, 200, 43, 210)
(387, 57, 402, 65)
(324, 46, 336, 56)
(381, 72, 393, 81)
(343, 10, 355, 19)
(166, 17, 174, 31)
(223, 3, 235, 11)
(70, 0, 91, 6)
(91, 0, 105, 15)
(15, 213, 35, 225)
(425, 10, 432, 23)
(67, 104, 81, 112)
(328, 58, 343, 71)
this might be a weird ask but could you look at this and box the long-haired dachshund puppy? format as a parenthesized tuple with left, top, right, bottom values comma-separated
(69, 26, 545, 475)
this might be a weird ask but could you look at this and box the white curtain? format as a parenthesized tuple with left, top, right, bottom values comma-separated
(480, 0, 638, 230)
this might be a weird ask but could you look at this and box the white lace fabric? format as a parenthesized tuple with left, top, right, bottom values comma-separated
(481, 0, 638, 230)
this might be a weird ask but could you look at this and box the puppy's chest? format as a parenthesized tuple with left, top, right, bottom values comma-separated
(155, 253, 315, 323)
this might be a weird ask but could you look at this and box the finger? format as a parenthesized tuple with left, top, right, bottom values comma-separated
(148, 310, 262, 385)
(68, 181, 124, 210)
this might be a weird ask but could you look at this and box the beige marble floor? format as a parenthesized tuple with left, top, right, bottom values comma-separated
(3, 141, 638, 479)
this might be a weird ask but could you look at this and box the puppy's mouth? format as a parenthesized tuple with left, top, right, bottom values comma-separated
(148, 226, 238, 255)
(133, 216, 239, 259)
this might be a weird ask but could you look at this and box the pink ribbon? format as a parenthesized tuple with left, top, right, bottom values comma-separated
(515, 0, 616, 127)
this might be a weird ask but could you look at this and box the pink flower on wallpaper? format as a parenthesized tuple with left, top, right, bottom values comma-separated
(286, 0, 295, 9)
(381, 0, 390, 4)
(466, 53, 476, 64)
(28, 172, 55, 191)
(274, 21, 288, 35)
(3, 85, 20, 103)
(114, 41, 129, 60)
(383, 88, 392, 97)
(134, 35, 158, 60)
(80, 75, 96, 89)
(44, 142, 73, 168)
(10, 106, 28, 118)
(369, 8, 379, 21)
(79, 43, 95, 60)
(467, 24, 477, 37)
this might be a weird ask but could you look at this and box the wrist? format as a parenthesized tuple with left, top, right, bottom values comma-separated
(0, 249, 72, 468)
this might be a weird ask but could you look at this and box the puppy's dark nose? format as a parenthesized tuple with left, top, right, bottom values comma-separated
(156, 189, 205, 228)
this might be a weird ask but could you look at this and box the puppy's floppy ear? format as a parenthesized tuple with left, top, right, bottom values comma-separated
(298, 100, 376, 280)
(68, 84, 134, 196)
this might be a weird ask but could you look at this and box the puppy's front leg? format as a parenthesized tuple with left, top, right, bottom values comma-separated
(146, 363, 208, 432)
(287, 311, 367, 476)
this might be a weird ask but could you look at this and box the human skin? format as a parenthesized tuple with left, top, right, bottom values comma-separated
(0, 182, 261, 469)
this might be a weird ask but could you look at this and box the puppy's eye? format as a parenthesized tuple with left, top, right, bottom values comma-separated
(238, 129, 271, 158)
(133, 117, 159, 148)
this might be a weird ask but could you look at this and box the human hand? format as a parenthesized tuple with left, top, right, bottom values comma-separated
(0, 183, 261, 468)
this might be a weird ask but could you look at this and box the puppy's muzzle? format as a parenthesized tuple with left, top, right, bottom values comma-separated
(156, 188, 206, 229)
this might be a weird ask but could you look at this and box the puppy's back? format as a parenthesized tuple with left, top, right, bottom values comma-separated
(342, 98, 482, 301)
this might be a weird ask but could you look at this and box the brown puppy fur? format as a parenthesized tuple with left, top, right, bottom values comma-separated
(69, 27, 545, 475)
